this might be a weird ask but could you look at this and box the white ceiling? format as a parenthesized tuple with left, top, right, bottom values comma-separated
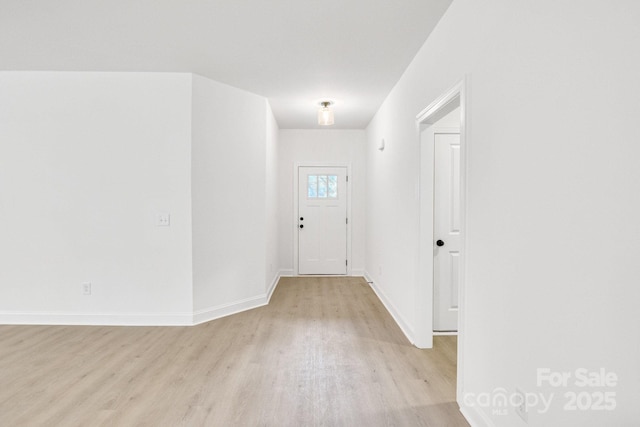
(0, 0, 452, 129)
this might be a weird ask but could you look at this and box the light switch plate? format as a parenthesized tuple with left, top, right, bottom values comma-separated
(156, 213, 170, 226)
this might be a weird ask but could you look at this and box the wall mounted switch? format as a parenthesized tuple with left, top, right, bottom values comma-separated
(156, 213, 170, 226)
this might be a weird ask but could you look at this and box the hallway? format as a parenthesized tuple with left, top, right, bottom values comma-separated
(0, 277, 467, 426)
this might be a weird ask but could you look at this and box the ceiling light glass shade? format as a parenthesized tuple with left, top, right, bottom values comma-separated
(318, 102, 334, 126)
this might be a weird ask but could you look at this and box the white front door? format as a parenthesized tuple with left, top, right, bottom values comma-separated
(433, 132, 461, 331)
(298, 166, 347, 275)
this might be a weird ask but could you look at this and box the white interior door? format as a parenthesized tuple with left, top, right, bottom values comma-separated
(433, 132, 461, 331)
(298, 166, 347, 275)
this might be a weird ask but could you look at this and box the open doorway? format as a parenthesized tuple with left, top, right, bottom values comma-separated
(414, 79, 468, 402)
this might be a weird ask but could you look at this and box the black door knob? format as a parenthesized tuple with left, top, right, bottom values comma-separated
(300, 217, 304, 221)
(299, 224, 304, 229)
(436, 240, 445, 247)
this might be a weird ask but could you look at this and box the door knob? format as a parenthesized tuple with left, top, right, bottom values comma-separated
(300, 217, 304, 221)
(436, 240, 444, 247)
(299, 224, 304, 229)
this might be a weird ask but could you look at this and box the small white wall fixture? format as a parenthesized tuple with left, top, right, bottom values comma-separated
(415, 78, 468, 402)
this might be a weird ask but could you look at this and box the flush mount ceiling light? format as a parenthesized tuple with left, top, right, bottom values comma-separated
(317, 101, 335, 126)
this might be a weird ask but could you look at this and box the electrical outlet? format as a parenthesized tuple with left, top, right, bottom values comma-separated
(82, 282, 92, 296)
(515, 388, 528, 423)
(156, 213, 170, 226)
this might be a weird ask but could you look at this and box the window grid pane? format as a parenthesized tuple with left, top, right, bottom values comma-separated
(318, 175, 328, 198)
(307, 175, 317, 198)
(328, 175, 338, 198)
(307, 174, 338, 199)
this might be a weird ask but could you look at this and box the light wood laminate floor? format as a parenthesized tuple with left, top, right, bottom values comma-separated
(0, 276, 469, 426)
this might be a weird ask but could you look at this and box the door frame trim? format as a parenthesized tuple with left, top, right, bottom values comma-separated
(415, 77, 468, 403)
(293, 162, 352, 276)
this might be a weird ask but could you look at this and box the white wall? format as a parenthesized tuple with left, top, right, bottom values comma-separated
(265, 103, 280, 293)
(191, 74, 271, 319)
(0, 71, 280, 325)
(0, 72, 194, 324)
(435, 106, 460, 128)
(278, 130, 366, 275)
(366, 1, 640, 425)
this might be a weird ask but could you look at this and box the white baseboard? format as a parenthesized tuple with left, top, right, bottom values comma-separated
(266, 271, 281, 303)
(278, 270, 365, 278)
(1, 274, 284, 327)
(0, 311, 193, 326)
(277, 269, 364, 277)
(192, 293, 269, 325)
(193, 272, 283, 325)
(459, 403, 494, 427)
(434, 331, 458, 336)
(363, 271, 415, 345)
